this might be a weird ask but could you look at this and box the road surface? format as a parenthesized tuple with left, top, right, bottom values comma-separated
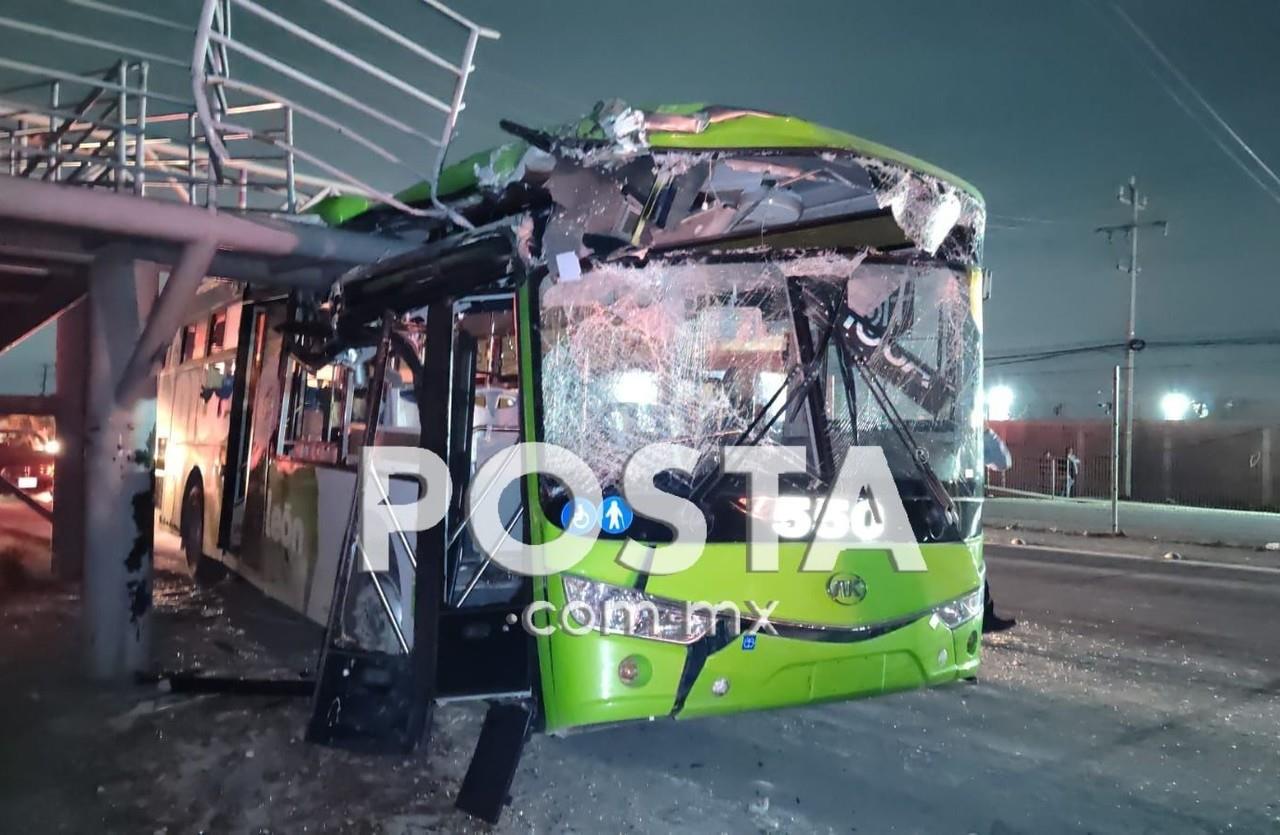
(2, 527, 1277, 833)
(0, 494, 51, 546)
(985, 496, 1280, 548)
(503, 543, 1279, 833)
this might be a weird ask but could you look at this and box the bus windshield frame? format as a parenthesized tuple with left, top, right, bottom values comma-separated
(534, 252, 984, 536)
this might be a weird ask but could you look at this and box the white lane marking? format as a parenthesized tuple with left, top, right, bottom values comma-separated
(987, 541, 1280, 576)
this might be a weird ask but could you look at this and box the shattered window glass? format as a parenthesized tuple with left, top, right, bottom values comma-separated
(826, 260, 985, 490)
(537, 255, 983, 495)
(539, 260, 817, 491)
(859, 158, 986, 261)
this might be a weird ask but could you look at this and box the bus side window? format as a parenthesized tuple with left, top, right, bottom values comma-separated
(383, 355, 420, 438)
(280, 361, 342, 464)
(178, 324, 198, 365)
(206, 310, 228, 355)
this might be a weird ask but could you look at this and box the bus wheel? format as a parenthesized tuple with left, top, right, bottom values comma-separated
(181, 476, 222, 585)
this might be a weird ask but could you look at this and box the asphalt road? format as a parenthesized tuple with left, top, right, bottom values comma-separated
(985, 497, 1280, 548)
(3, 501, 1277, 833)
(503, 543, 1280, 834)
(986, 543, 1280, 667)
(0, 495, 51, 545)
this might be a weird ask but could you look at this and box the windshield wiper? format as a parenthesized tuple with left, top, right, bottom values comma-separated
(686, 309, 839, 505)
(836, 318, 959, 533)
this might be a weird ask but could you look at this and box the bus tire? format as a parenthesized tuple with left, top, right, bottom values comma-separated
(180, 473, 222, 586)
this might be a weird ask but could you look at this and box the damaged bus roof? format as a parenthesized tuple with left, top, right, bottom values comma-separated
(310, 102, 983, 228)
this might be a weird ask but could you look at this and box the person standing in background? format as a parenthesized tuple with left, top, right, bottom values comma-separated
(1065, 446, 1081, 498)
(983, 426, 1017, 632)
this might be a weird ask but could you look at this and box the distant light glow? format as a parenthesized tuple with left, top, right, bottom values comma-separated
(1160, 391, 1193, 421)
(42, 438, 61, 455)
(986, 385, 1015, 421)
(612, 370, 658, 405)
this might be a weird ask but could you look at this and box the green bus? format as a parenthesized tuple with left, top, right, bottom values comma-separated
(168, 101, 987, 821)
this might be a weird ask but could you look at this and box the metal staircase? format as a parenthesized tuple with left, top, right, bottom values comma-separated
(0, 0, 498, 219)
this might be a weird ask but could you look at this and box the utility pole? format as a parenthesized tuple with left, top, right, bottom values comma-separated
(1111, 365, 1121, 534)
(39, 362, 52, 396)
(1096, 177, 1167, 497)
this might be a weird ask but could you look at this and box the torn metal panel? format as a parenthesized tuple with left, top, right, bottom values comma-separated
(860, 157, 986, 258)
(594, 99, 648, 155)
(485, 105, 984, 267)
(473, 144, 555, 193)
(642, 106, 775, 134)
(541, 162, 641, 273)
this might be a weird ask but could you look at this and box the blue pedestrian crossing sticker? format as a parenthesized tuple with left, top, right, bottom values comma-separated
(560, 498, 597, 535)
(742, 634, 757, 651)
(599, 495, 634, 535)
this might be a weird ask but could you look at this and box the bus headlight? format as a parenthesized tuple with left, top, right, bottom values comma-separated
(931, 588, 984, 629)
(561, 575, 712, 644)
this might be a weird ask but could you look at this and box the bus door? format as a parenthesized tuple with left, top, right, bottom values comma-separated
(307, 295, 532, 769)
(219, 300, 287, 564)
(437, 294, 530, 700)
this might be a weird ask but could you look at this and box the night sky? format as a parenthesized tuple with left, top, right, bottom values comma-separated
(2, 0, 1278, 421)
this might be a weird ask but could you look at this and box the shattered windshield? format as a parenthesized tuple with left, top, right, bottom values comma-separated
(537, 255, 982, 496)
(832, 259, 984, 492)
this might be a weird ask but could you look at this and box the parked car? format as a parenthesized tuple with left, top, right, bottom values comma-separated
(0, 429, 57, 494)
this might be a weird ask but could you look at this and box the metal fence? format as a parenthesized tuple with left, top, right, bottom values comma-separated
(990, 419, 1279, 512)
(1133, 423, 1277, 512)
(993, 451, 1114, 500)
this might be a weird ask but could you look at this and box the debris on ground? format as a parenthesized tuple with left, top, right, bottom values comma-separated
(2, 529, 1277, 832)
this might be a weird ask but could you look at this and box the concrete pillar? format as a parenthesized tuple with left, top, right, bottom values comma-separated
(52, 298, 88, 580)
(83, 252, 160, 680)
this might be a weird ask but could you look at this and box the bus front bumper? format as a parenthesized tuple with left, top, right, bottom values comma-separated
(542, 613, 982, 732)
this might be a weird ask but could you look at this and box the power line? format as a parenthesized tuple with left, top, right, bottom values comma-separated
(989, 213, 1079, 226)
(987, 332, 1280, 367)
(993, 357, 1280, 378)
(1099, 1, 1280, 207)
(986, 212, 1103, 235)
(1111, 4, 1280, 194)
(988, 342, 1124, 366)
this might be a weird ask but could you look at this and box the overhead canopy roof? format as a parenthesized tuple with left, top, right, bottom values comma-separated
(0, 176, 417, 358)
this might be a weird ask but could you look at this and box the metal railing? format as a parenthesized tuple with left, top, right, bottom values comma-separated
(993, 453, 1114, 500)
(192, 0, 498, 225)
(0, 0, 499, 220)
(1, 60, 166, 195)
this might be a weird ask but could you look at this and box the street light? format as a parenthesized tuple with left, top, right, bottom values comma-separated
(1160, 391, 1192, 421)
(987, 384, 1015, 421)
